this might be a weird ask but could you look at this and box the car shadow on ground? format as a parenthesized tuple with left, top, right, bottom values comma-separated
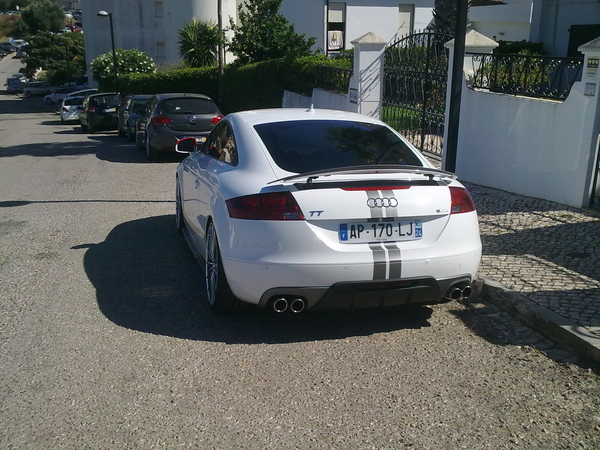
(0, 133, 183, 164)
(78, 214, 434, 344)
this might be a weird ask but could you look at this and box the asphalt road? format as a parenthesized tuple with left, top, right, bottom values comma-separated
(1, 55, 599, 449)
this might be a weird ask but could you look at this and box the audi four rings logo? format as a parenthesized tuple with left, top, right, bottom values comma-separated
(367, 197, 398, 208)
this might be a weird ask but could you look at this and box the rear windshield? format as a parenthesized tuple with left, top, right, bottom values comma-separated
(90, 95, 120, 107)
(253, 120, 423, 173)
(64, 97, 85, 106)
(133, 98, 149, 108)
(160, 98, 217, 115)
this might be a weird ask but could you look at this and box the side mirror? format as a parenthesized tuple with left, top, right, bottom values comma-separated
(175, 137, 198, 154)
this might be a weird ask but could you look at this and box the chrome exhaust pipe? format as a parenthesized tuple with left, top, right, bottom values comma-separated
(272, 298, 288, 313)
(460, 285, 473, 299)
(444, 286, 463, 301)
(289, 298, 306, 314)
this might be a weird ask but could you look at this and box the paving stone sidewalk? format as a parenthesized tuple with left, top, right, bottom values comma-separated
(465, 182, 600, 348)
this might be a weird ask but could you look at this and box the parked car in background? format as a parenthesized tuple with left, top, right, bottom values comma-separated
(118, 94, 152, 141)
(22, 81, 53, 97)
(62, 88, 98, 105)
(79, 92, 121, 133)
(174, 108, 482, 314)
(136, 93, 222, 161)
(44, 87, 78, 104)
(5, 77, 23, 93)
(60, 96, 85, 123)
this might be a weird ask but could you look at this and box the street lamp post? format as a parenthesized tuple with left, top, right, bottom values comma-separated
(97, 10, 118, 94)
(59, 42, 71, 87)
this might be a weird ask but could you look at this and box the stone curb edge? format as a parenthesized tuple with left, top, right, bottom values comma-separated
(473, 276, 600, 364)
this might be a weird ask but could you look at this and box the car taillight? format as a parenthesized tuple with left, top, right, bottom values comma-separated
(226, 192, 305, 220)
(152, 115, 173, 126)
(211, 115, 224, 125)
(88, 106, 97, 113)
(450, 186, 476, 214)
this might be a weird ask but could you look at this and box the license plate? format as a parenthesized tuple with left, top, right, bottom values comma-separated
(103, 107, 116, 112)
(339, 220, 423, 243)
(181, 136, 207, 143)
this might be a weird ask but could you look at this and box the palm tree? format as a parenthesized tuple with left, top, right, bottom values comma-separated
(178, 19, 223, 68)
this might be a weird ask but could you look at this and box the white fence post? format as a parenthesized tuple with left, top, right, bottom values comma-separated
(349, 32, 387, 119)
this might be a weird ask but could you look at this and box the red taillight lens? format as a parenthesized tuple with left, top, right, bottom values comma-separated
(152, 115, 173, 126)
(450, 187, 476, 214)
(211, 115, 224, 125)
(88, 106, 97, 113)
(226, 192, 305, 220)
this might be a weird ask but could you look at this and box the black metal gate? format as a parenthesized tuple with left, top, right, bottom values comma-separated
(383, 32, 452, 160)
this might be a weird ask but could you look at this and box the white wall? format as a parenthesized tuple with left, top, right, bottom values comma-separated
(455, 81, 598, 208)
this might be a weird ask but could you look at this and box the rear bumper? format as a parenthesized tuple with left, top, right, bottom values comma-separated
(150, 130, 210, 153)
(258, 275, 473, 311)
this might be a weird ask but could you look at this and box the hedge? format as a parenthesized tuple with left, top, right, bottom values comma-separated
(118, 55, 348, 114)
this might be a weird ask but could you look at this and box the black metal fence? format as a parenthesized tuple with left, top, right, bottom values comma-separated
(315, 65, 353, 94)
(382, 32, 452, 160)
(469, 53, 584, 101)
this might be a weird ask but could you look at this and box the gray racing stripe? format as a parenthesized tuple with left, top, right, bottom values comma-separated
(385, 243, 402, 279)
(369, 242, 387, 280)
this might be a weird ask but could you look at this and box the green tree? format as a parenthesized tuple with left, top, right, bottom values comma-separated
(431, 0, 471, 36)
(19, 0, 65, 35)
(91, 48, 156, 89)
(0, 0, 28, 10)
(25, 32, 86, 84)
(178, 19, 223, 68)
(228, 0, 315, 64)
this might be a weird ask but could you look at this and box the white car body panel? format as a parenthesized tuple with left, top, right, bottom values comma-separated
(177, 108, 482, 311)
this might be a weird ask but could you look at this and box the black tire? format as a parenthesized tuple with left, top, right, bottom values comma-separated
(80, 121, 88, 132)
(118, 123, 125, 137)
(205, 222, 247, 313)
(136, 131, 145, 151)
(25, 91, 32, 97)
(88, 120, 95, 134)
(146, 134, 158, 161)
(175, 180, 184, 233)
(45, 97, 52, 104)
(127, 123, 134, 142)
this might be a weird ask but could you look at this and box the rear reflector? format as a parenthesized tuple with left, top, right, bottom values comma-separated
(450, 187, 476, 214)
(227, 192, 305, 220)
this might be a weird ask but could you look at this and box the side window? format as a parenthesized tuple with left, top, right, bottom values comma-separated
(203, 122, 238, 165)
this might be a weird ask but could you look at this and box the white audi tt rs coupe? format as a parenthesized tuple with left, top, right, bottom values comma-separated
(175, 108, 481, 313)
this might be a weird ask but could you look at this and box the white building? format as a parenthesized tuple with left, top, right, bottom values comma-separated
(279, 0, 435, 54)
(81, 0, 241, 71)
(468, 0, 533, 43)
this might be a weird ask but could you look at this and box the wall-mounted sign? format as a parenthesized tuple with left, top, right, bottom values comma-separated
(584, 83, 596, 97)
(349, 88, 358, 104)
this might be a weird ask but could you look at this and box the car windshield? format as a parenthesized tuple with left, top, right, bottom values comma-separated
(91, 95, 120, 107)
(160, 98, 217, 115)
(64, 97, 85, 106)
(253, 120, 424, 173)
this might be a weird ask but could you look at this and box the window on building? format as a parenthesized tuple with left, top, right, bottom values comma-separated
(398, 5, 414, 38)
(156, 42, 166, 59)
(327, 2, 346, 52)
(154, 1, 163, 18)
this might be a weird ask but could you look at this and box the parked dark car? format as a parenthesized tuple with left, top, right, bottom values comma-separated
(136, 93, 223, 161)
(118, 94, 152, 142)
(79, 92, 121, 133)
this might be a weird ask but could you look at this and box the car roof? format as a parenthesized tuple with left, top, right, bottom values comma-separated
(227, 107, 386, 127)
(154, 93, 213, 101)
(88, 92, 118, 98)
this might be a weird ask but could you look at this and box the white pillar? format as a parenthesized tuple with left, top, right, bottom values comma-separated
(349, 32, 387, 119)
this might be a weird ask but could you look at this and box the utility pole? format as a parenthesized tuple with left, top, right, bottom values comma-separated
(443, 0, 468, 173)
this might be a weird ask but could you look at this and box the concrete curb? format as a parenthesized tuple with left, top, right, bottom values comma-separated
(474, 276, 600, 364)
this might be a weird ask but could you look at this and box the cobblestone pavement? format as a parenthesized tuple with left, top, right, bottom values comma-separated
(465, 182, 600, 337)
